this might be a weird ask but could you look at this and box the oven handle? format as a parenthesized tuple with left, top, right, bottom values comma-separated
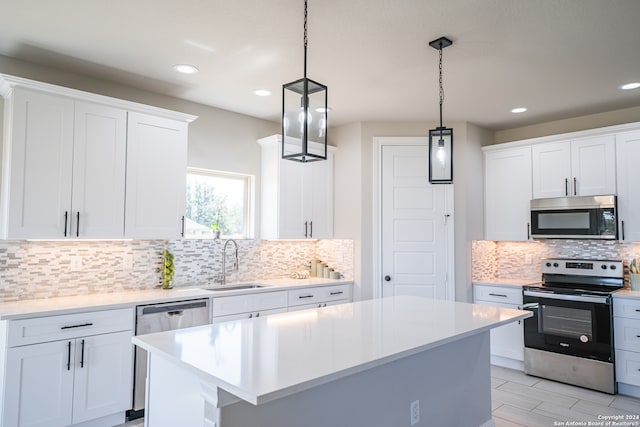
(523, 290, 609, 304)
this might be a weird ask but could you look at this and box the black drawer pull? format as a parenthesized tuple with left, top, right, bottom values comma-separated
(330, 291, 344, 296)
(80, 339, 85, 368)
(298, 295, 314, 299)
(488, 293, 508, 298)
(61, 322, 93, 330)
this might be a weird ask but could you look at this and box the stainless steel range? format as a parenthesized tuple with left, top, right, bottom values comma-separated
(522, 258, 623, 394)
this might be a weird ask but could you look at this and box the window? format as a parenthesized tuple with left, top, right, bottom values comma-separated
(184, 168, 253, 239)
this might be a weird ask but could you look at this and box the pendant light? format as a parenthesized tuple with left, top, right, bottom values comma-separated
(428, 36, 453, 184)
(282, 0, 328, 162)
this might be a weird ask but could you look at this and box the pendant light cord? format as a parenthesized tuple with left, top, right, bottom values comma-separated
(303, 0, 308, 79)
(438, 45, 444, 129)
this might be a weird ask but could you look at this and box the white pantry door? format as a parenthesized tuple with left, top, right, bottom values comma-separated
(381, 144, 453, 299)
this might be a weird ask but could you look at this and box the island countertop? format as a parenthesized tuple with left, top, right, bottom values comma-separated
(133, 295, 531, 406)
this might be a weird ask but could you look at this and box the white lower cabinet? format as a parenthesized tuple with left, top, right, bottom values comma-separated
(2, 309, 134, 427)
(211, 291, 288, 323)
(288, 284, 352, 311)
(473, 283, 524, 369)
(614, 296, 640, 397)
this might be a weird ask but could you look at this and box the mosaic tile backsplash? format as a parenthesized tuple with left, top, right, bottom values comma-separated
(472, 239, 640, 287)
(0, 239, 354, 302)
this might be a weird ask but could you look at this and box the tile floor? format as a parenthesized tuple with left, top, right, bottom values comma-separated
(116, 366, 640, 427)
(491, 366, 640, 426)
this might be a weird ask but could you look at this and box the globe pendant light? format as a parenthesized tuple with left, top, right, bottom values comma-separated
(282, 0, 328, 162)
(428, 36, 453, 184)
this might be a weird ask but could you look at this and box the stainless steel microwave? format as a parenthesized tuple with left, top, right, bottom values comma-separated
(530, 195, 617, 239)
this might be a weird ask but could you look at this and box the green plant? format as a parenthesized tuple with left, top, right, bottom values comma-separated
(161, 249, 175, 289)
(211, 223, 220, 231)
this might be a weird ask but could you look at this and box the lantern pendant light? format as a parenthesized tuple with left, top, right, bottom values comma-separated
(428, 36, 453, 184)
(282, 0, 328, 162)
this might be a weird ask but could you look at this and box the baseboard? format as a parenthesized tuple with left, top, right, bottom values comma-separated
(490, 355, 524, 371)
(617, 382, 640, 398)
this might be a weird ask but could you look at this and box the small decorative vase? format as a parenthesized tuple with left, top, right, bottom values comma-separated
(630, 274, 640, 291)
(161, 280, 173, 290)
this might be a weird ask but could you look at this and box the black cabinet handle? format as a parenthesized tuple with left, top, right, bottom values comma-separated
(622, 220, 625, 241)
(298, 295, 314, 299)
(330, 291, 343, 296)
(256, 312, 260, 317)
(67, 341, 71, 371)
(181, 216, 185, 237)
(80, 339, 85, 368)
(61, 322, 93, 330)
(384, 275, 391, 282)
(304, 221, 308, 238)
(527, 222, 530, 240)
(565, 178, 569, 196)
(64, 211, 68, 237)
(488, 293, 508, 298)
(310, 221, 313, 238)
(573, 177, 577, 196)
(76, 212, 80, 237)
(249, 313, 253, 318)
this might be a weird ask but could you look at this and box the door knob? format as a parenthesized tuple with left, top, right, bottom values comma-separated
(384, 275, 391, 282)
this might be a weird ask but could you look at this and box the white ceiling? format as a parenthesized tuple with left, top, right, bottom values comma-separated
(1, 0, 639, 130)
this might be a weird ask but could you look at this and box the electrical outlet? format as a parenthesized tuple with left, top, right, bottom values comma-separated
(410, 400, 420, 426)
(70, 256, 83, 271)
(124, 254, 134, 270)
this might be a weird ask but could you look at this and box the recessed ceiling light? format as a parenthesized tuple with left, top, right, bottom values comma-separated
(254, 89, 271, 97)
(173, 64, 199, 74)
(511, 107, 528, 114)
(621, 82, 640, 90)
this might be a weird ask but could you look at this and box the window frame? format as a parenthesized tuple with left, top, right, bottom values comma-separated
(185, 167, 255, 239)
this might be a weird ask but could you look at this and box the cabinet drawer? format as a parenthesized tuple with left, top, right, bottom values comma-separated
(474, 285, 523, 305)
(212, 291, 288, 317)
(7, 308, 134, 347)
(616, 349, 640, 386)
(614, 317, 640, 352)
(288, 284, 352, 307)
(614, 298, 640, 320)
(289, 299, 350, 312)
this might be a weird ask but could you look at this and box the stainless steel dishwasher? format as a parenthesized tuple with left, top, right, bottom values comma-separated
(131, 298, 210, 418)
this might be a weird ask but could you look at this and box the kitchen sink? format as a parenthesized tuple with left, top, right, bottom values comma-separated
(201, 284, 267, 292)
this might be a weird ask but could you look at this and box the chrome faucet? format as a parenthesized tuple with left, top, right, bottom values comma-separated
(219, 239, 239, 285)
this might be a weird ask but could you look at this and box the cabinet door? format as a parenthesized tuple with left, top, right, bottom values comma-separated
(72, 331, 133, 424)
(475, 300, 524, 361)
(571, 135, 616, 196)
(5, 89, 74, 239)
(484, 147, 532, 241)
(277, 158, 306, 238)
(307, 152, 334, 239)
(4, 340, 74, 427)
(72, 102, 127, 238)
(616, 131, 640, 242)
(125, 112, 188, 239)
(532, 141, 571, 198)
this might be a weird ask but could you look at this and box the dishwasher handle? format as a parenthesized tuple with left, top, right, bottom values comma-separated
(137, 299, 208, 316)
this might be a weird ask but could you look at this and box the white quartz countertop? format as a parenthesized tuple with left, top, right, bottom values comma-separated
(473, 278, 540, 288)
(132, 295, 531, 405)
(0, 278, 352, 320)
(613, 289, 640, 299)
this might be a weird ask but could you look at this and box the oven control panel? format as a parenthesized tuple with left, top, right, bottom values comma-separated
(541, 258, 623, 278)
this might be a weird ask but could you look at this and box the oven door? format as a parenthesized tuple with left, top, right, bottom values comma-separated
(522, 290, 613, 362)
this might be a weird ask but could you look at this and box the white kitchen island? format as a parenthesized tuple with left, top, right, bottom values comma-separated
(132, 295, 530, 427)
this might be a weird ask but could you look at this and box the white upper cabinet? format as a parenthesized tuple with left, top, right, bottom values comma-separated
(0, 74, 196, 240)
(258, 135, 334, 239)
(616, 130, 640, 242)
(484, 146, 532, 241)
(532, 135, 616, 198)
(124, 112, 188, 239)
